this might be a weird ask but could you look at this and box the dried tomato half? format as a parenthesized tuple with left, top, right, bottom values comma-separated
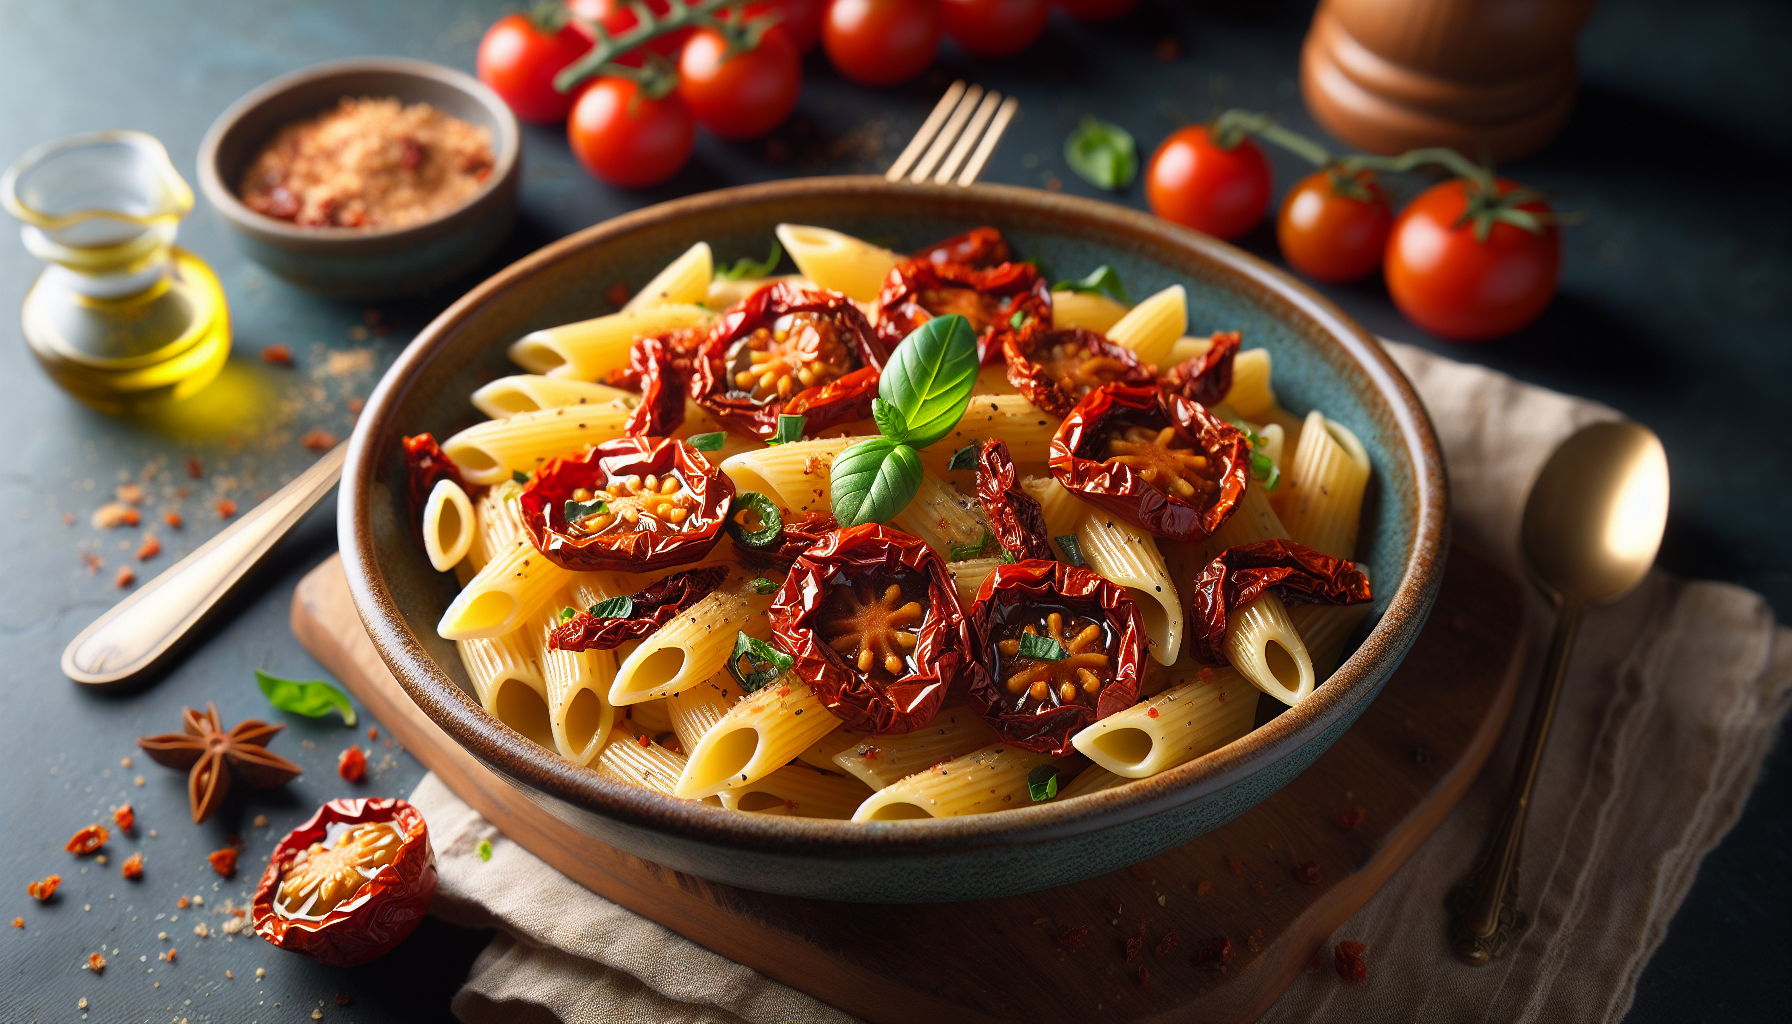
(402, 433, 468, 521)
(734, 509, 839, 571)
(1005, 327, 1156, 417)
(768, 523, 964, 734)
(1160, 330, 1241, 407)
(519, 436, 733, 572)
(1187, 539, 1372, 665)
(548, 564, 729, 651)
(252, 797, 436, 968)
(690, 282, 888, 439)
(874, 256, 1052, 366)
(912, 226, 1010, 267)
(619, 332, 689, 437)
(1049, 383, 1250, 542)
(964, 560, 1146, 755)
(975, 439, 1052, 562)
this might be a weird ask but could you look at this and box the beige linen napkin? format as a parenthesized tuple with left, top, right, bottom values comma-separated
(410, 341, 1792, 1024)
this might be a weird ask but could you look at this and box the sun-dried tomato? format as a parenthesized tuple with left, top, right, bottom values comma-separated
(691, 282, 889, 439)
(402, 433, 468, 523)
(768, 524, 964, 734)
(1187, 539, 1373, 665)
(1135, 965, 1151, 988)
(65, 824, 109, 855)
(121, 852, 144, 880)
(1049, 383, 1251, 542)
(1334, 940, 1368, 983)
(209, 848, 239, 876)
(27, 874, 60, 900)
(1198, 936, 1233, 966)
(1126, 936, 1144, 961)
(975, 440, 1052, 562)
(1058, 925, 1090, 952)
(874, 254, 1052, 366)
(964, 560, 1146, 755)
(734, 510, 838, 571)
(253, 798, 436, 967)
(1297, 861, 1325, 885)
(1228, 856, 1241, 876)
(338, 745, 367, 783)
(1338, 805, 1366, 831)
(911, 226, 1010, 267)
(1156, 930, 1178, 957)
(519, 436, 734, 572)
(112, 805, 134, 833)
(1160, 331, 1241, 407)
(619, 332, 691, 437)
(86, 951, 106, 973)
(549, 564, 729, 651)
(1006, 327, 1156, 417)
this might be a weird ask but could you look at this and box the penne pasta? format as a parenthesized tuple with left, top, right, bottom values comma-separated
(627, 697, 675, 735)
(1279, 411, 1371, 561)
(1057, 764, 1131, 800)
(1071, 664, 1257, 778)
(719, 435, 865, 516)
(439, 539, 576, 641)
(717, 763, 874, 819)
(1289, 585, 1373, 678)
(890, 468, 991, 560)
(796, 726, 865, 771)
(919, 394, 1060, 480)
(667, 670, 746, 755)
(507, 304, 712, 381)
(1164, 334, 1214, 367)
(1106, 285, 1186, 369)
(623, 242, 713, 311)
(705, 274, 812, 311)
(674, 677, 844, 798)
(946, 557, 1003, 606)
(592, 724, 692, 797)
(422, 478, 475, 573)
(1076, 512, 1183, 666)
(458, 632, 555, 750)
(441, 401, 637, 486)
(1224, 348, 1277, 421)
(471, 375, 637, 419)
(462, 480, 527, 580)
(775, 224, 899, 302)
(1051, 289, 1130, 334)
(971, 363, 1020, 397)
(1225, 588, 1315, 705)
(609, 566, 777, 705)
(831, 707, 999, 790)
(852, 743, 1064, 821)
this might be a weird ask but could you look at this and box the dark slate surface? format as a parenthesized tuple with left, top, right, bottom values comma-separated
(1, 0, 1785, 1021)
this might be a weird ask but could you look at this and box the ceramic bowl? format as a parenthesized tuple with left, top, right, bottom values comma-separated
(197, 57, 520, 300)
(340, 178, 1448, 903)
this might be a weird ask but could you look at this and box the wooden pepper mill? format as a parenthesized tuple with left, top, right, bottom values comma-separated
(1300, 0, 1600, 161)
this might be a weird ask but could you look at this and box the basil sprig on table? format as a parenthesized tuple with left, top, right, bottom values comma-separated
(831, 315, 979, 527)
(1053, 265, 1131, 305)
(256, 670, 357, 727)
(1065, 116, 1137, 191)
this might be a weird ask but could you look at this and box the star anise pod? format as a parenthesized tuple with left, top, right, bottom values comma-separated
(136, 703, 303, 823)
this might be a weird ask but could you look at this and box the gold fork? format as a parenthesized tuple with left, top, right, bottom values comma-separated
(884, 81, 1020, 187)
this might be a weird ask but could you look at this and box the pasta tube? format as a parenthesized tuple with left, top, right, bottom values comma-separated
(1106, 285, 1185, 369)
(1057, 764, 1131, 800)
(919, 395, 1059, 480)
(830, 708, 999, 790)
(719, 435, 865, 516)
(1279, 411, 1371, 561)
(627, 698, 675, 735)
(507, 304, 712, 381)
(1225, 590, 1316, 705)
(667, 670, 745, 754)
(775, 224, 899, 302)
(461, 481, 527, 580)
(608, 567, 777, 705)
(592, 725, 691, 797)
(946, 557, 1003, 606)
(852, 744, 1064, 821)
(1051, 289, 1129, 333)
(796, 726, 864, 771)
(890, 468, 991, 560)
(471, 375, 637, 419)
(623, 241, 712, 311)
(422, 478, 475, 573)
(716, 764, 873, 820)
(1289, 591, 1373, 678)
(674, 677, 844, 798)
(458, 633, 555, 750)
(1075, 513, 1183, 666)
(706, 274, 812, 311)
(441, 401, 636, 486)
(439, 541, 574, 640)
(1071, 664, 1257, 777)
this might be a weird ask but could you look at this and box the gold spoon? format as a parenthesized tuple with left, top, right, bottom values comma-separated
(1447, 421, 1670, 964)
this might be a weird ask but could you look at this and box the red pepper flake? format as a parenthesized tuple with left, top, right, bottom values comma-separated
(112, 805, 134, 832)
(1334, 940, 1368, 983)
(86, 951, 106, 973)
(216, 498, 237, 519)
(80, 552, 103, 575)
(121, 851, 144, 880)
(163, 947, 177, 963)
(26, 874, 60, 901)
(115, 565, 136, 588)
(1251, 881, 1269, 897)
(1338, 805, 1366, 831)
(1129, 864, 1156, 884)
(1135, 965, 1151, 988)
(1297, 861, 1325, 885)
(177, 896, 189, 909)
(776, 686, 790, 697)
(1227, 856, 1241, 876)
(1058, 925, 1090, 952)
(1196, 880, 1211, 897)
(1146, 706, 1160, 719)
(1102, 896, 1123, 916)
(208, 847, 238, 877)
(338, 745, 367, 782)
(1156, 930, 1179, 957)
(186, 457, 204, 478)
(136, 536, 161, 561)
(10, 917, 20, 928)
(301, 428, 339, 452)
(606, 282, 630, 308)
(635, 734, 652, 747)
(260, 344, 294, 365)
(1197, 936, 1233, 966)
(367, 727, 379, 741)
(65, 824, 109, 855)
(163, 511, 183, 529)
(1126, 936, 1144, 962)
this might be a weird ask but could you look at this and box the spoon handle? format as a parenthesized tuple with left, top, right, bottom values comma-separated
(60, 442, 347, 687)
(1447, 598, 1584, 965)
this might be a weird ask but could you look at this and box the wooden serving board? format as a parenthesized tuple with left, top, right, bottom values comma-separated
(292, 543, 1523, 1023)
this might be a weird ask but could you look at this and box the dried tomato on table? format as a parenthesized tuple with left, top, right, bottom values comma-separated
(1004, 327, 1155, 417)
(519, 436, 733, 572)
(975, 439, 1053, 562)
(27, 874, 61, 901)
(873, 247, 1052, 366)
(252, 798, 436, 967)
(1160, 330, 1241, 407)
(964, 560, 1146, 755)
(1049, 383, 1251, 542)
(690, 282, 889, 440)
(768, 524, 964, 734)
(1187, 539, 1372, 665)
(1334, 940, 1368, 982)
(549, 564, 730, 651)
(65, 824, 109, 855)
(401, 433, 468, 521)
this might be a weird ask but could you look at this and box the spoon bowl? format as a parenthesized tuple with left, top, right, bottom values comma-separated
(1521, 421, 1670, 605)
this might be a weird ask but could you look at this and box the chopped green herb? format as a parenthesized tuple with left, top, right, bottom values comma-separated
(715, 239, 782, 281)
(1055, 534, 1087, 567)
(476, 839, 493, 862)
(687, 431, 726, 452)
(1017, 632, 1069, 661)
(559, 606, 579, 622)
(749, 577, 780, 595)
(726, 491, 784, 548)
(589, 595, 634, 619)
(1000, 546, 1018, 564)
(768, 413, 806, 446)
(1064, 116, 1138, 191)
(1251, 451, 1281, 491)
(511, 470, 530, 485)
(255, 670, 356, 727)
(563, 497, 608, 523)
(948, 528, 996, 562)
(948, 442, 980, 472)
(1027, 764, 1059, 802)
(1009, 310, 1028, 329)
(728, 632, 793, 692)
(1052, 264, 1132, 304)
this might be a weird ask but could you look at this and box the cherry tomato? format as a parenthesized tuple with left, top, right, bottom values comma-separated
(1145, 125, 1272, 241)
(567, 78, 695, 188)
(476, 13, 593, 124)
(679, 25, 802, 140)
(823, 0, 941, 87)
(746, 0, 827, 52)
(1276, 169, 1394, 283)
(1384, 178, 1560, 341)
(941, 0, 1048, 58)
(1052, 0, 1139, 21)
(565, 0, 692, 64)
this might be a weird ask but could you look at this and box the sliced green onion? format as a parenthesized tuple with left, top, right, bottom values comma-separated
(559, 606, 579, 622)
(768, 413, 805, 446)
(511, 470, 530, 485)
(726, 491, 783, 548)
(749, 577, 780, 595)
(948, 528, 995, 562)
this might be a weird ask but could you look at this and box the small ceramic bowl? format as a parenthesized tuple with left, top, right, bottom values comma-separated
(197, 57, 520, 300)
(341, 178, 1449, 903)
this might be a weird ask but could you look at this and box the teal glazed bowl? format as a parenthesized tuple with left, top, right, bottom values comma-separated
(340, 178, 1447, 903)
(197, 57, 520, 300)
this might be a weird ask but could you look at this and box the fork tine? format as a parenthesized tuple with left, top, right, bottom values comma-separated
(885, 81, 966, 182)
(955, 95, 1019, 187)
(909, 84, 984, 183)
(933, 90, 1003, 185)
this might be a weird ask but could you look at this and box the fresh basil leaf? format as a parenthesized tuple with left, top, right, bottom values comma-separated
(871, 397, 909, 445)
(767, 413, 806, 446)
(1017, 632, 1069, 661)
(687, 431, 726, 452)
(1252, 451, 1281, 492)
(877, 314, 979, 449)
(511, 470, 530, 485)
(1052, 264, 1132, 305)
(1027, 763, 1059, 802)
(749, 577, 780, 595)
(715, 239, 782, 281)
(256, 670, 357, 727)
(590, 595, 634, 619)
(948, 442, 980, 472)
(559, 606, 579, 622)
(564, 497, 608, 523)
(1055, 534, 1087, 567)
(1000, 547, 1018, 564)
(728, 632, 793, 692)
(948, 528, 995, 562)
(727, 491, 783, 547)
(1065, 116, 1138, 191)
(830, 436, 922, 527)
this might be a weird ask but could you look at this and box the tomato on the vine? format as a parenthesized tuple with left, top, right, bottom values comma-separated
(1052, 0, 1139, 21)
(1277, 169, 1393, 283)
(941, 0, 1048, 58)
(1145, 125, 1272, 241)
(746, 0, 827, 52)
(567, 77, 695, 188)
(1384, 177, 1560, 341)
(476, 13, 593, 124)
(679, 24, 802, 140)
(565, 0, 692, 64)
(823, 0, 941, 87)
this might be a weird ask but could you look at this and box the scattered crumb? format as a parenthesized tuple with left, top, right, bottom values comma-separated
(159, 932, 168, 940)
(95, 854, 108, 866)
(225, 970, 234, 979)
(311, 1009, 323, 1020)
(115, 566, 135, 588)
(62, 511, 75, 526)
(367, 727, 378, 741)
(300, 428, 338, 452)
(85, 951, 105, 973)
(81, 552, 104, 575)
(324, 348, 375, 378)
(78, 997, 88, 1010)
(163, 511, 183, 529)
(216, 499, 237, 519)
(120, 757, 132, 768)
(134, 776, 145, 786)
(256, 967, 266, 978)
(115, 483, 145, 505)
(222, 916, 243, 935)
(137, 536, 161, 560)
(260, 344, 294, 366)
(177, 897, 188, 909)
(192, 894, 204, 906)
(91, 503, 140, 529)
(253, 814, 269, 828)
(11, 917, 21, 928)
(193, 922, 210, 938)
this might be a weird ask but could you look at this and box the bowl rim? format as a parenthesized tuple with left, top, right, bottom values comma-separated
(195, 56, 521, 242)
(340, 177, 1448, 857)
